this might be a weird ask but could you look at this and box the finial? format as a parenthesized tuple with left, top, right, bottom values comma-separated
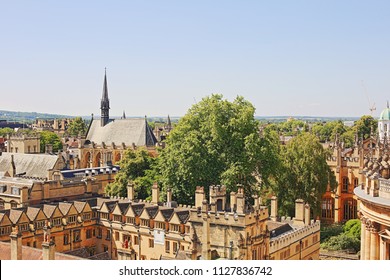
(387, 100, 389, 109)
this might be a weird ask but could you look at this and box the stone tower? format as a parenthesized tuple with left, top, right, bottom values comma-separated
(100, 68, 110, 127)
(379, 102, 390, 142)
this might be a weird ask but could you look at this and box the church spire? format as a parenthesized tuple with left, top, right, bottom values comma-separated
(100, 68, 110, 126)
(122, 110, 126, 119)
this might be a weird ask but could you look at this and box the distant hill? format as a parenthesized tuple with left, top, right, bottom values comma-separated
(0, 110, 72, 123)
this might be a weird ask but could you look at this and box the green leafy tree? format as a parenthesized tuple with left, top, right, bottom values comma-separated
(105, 148, 160, 199)
(352, 115, 378, 139)
(39, 131, 63, 153)
(0, 127, 14, 136)
(67, 117, 87, 136)
(159, 94, 276, 204)
(275, 133, 337, 217)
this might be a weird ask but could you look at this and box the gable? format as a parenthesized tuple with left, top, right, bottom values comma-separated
(0, 214, 11, 226)
(111, 204, 123, 216)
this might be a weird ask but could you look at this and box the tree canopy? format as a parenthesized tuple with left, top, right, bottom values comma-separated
(105, 148, 159, 200)
(274, 133, 337, 217)
(67, 117, 87, 136)
(39, 131, 63, 153)
(159, 94, 275, 204)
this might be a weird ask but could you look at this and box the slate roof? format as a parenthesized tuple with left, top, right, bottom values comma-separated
(145, 206, 159, 219)
(118, 202, 131, 214)
(175, 210, 190, 224)
(160, 208, 174, 221)
(131, 203, 145, 216)
(0, 152, 60, 180)
(267, 221, 294, 238)
(85, 118, 157, 147)
(8, 209, 25, 224)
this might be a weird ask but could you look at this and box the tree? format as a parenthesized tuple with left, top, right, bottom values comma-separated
(67, 117, 87, 136)
(352, 115, 378, 140)
(39, 131, 63, 153)
(159, 94, 275, 204)
(105, 148, 159, 199)
(0, 127, 13, 136)
(275, 133, 337, 217)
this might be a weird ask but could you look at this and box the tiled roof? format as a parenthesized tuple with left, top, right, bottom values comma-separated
(160, 208, 174, 221)
(73, 201, 86, 213)
(42, 204, 57, 218)
(26, 207, 41, 221)
(0, 152, 60, 180)
(131, 204, 145, 216)
(118, 202, 131, 214)
(175, 210, 190, 224)
(86, 118, 157, 147)
(105, 201, 117, 212)
(8, 209, 24, 224)
(145, 206, 159, 219)
(267, 221, 294, 238)
(58, 202, 72, 215)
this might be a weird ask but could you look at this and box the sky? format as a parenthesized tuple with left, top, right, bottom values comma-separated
(1, 0, 390, 118)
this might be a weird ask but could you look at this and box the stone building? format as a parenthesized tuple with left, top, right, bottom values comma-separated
(0, 183, 320, 261)
(6, 133, 41, 154)
(74, 70, 158, 169)
(354, 139, 390, 259)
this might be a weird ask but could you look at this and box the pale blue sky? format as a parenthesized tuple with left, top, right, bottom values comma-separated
(1, 1, 389, 118)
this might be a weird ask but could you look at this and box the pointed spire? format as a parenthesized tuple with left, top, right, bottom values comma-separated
(122, 110, 126, 119)
(387, 100, 389, 109)
(100, 68, 110, 127)
(167, 115, 172, 132)
(102, 68, 109, 100)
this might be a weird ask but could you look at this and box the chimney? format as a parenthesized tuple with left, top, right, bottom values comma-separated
(195, 187, 205, 209)
(151, 182, 159, 205)
(293, 199, 305, 226)
(9, 154, 16, 177)
(253, 194, 259, 209)
(10, 226, 22, 260)
(45, 144, 53, 154)
(236, 187, 244, 214)
(270, 196, 278, 221)
(127, 182, 134, 201)
(304, 203, 310, 226)
(42, 224, 55, 260)
(230, 192, 237, 212)
(166, 188, 172, 203)
(202, 200, 211, 260)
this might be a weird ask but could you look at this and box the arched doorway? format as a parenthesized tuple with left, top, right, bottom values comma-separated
(83, 152, 91, 168)
(94, 152, 101, 167)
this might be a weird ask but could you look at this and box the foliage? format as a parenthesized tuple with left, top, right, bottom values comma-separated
(352, 115, 377, 140)
(159, 94, 276, 204)
(320, 233, 360, 252)
(274, 133, 337, 217)
(321, 220, 361, 253)
(67, 117, 87, 136)
(39, 131, 63, 152)
(105, 148, 160, 200)
(343, 219, 361, 240)
(0, 127, 14, 136)
(320, 223, 344, 243)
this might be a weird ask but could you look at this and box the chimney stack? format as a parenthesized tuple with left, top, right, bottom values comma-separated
(195, 187, 205, 209)
(127, 182, 134, 201)
(304, 203, 310, 226)
(166, 188, 172, 203)
(42, 224, 55, 260)
(236, 187, 244, 214)
(230, 192, 237, 212)
(10, 226, 22, 260)
(270, 196, 278, 221)
(151, 182, 159, 205)
(293, 199, 305, 226)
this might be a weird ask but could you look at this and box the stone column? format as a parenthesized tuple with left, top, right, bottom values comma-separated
(360, 219, 366, 260)
(364, 222, 371, 260)
(370, 225, 379, 260)
(379, 237, 386, 260)
(10, 228, 22, 260)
